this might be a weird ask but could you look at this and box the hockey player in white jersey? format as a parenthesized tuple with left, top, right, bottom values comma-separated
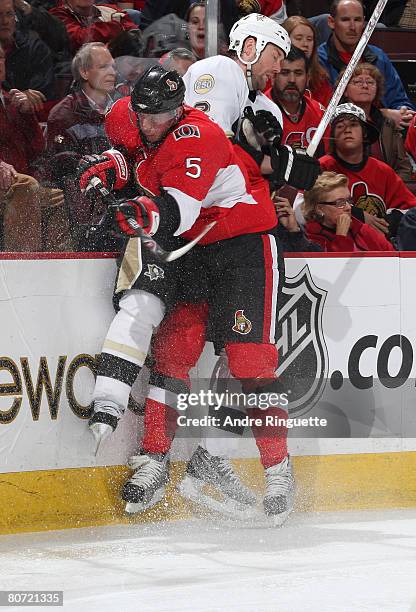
(183, 13, 319, 191)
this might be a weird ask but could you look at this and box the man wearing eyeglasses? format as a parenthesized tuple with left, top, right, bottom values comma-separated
(319, 102, 416, 239)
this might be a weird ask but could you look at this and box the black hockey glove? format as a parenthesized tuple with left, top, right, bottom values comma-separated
(270, 145, 321, 191)
(233, 107, 283, 167)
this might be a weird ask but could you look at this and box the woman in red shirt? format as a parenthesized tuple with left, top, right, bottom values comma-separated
(303, 171, 395, 252)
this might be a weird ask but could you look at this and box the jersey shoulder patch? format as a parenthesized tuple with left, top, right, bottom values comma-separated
(173, 124, 201, 141)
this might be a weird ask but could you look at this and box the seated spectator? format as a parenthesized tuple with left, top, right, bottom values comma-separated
(50, 0, 137, 55)
(282, 15, 333, 107)
(141, 13, 191, 58)
(339, 63, 413, 181)
(265, 46, 328, 154)
(43, 42, 119, 249)
(319, 103, 416, 237)
(108, 30, 146, 95)
(185, 1, 205, 59)
(0, 44, 69, 251)
(367, 0, 416, 29)
(159, 47, 197, 75)
(0, 0, 55, 102)
(303, 171, 395, 251)
(317, 0, 416, 119)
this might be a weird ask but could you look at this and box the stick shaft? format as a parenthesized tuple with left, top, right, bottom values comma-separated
(306, 0, 389, 157)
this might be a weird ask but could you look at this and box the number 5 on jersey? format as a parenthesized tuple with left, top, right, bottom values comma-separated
(185, 157, 202, 179)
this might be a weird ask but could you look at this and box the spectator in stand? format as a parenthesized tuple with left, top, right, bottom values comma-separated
(43, 42, 119, 249)
(257, 0, 287, 21)
(0, 44, 69, 251)
(318, 0, 416, 124)
(303, 171, 395, 251)
(366, 0, 416, 29)
(159, 47, 197, 75)
(186, 1, 205, 59)
(339, 63, 413, 182)
(265, 46, 328, 154)
(50, 0, 137, 55)
(320, 103, 416, 237)
(282, 15, 333, 107)
(108, 30, 146, 96)
(0, 0, 55, 103)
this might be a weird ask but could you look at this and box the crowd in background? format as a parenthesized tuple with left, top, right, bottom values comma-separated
(1, 0, 416, 253)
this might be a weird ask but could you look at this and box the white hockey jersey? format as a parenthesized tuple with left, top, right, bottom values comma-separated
(183, 55, 283, 137)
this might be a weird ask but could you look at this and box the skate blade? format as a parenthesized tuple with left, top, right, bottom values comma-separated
(90, 423, 113, 456)
(124, 487, 165, 515)
(177, 476, 258, 521)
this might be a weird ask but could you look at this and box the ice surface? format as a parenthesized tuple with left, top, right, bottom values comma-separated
(0, 509, 415, 612)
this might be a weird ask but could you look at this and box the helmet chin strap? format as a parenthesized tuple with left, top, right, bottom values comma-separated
(246, 62, 254, 91)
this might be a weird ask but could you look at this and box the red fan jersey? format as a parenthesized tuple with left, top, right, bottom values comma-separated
(264, 90, 329, 152)
(319, 154, 416, 217)
(105, 99, 277, 243)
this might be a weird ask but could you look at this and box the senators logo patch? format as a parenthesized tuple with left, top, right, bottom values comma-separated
(351, 181, 386, 218)
(194, 74, 215, 94)
(173, 125, 201, 141)
(166, 79, 178, 91)
(232, 310, 252, 335)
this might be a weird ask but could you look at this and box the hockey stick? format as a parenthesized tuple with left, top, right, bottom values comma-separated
(87, 177, 216, 262)
(306, 0, 389, 157)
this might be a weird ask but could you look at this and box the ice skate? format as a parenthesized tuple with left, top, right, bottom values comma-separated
(122, 452, 169, 514)
(89, 401, 124, 455)
(178, 445, 257, 519)
(263, 456, 295, 526)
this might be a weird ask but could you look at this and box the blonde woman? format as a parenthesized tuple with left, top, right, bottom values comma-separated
(303, 171, 395, 252)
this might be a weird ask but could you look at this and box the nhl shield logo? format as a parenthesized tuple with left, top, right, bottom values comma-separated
(232, 309, 252, 335)
(276, 265, 328, 416)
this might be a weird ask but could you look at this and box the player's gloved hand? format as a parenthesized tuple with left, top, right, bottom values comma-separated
(270, 145, 321, 190)
(78, 149, 129, 195)
(234, 107, 282, 166)
(114, 195, 160, 236)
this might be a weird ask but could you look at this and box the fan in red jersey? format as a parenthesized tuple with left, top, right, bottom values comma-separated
(319, 103, 416, 239)
(265, 46, 329, 155)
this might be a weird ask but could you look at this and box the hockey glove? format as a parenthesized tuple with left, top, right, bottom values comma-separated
(78, 149, 129, 195)
(270, 145, 321, 191)
(234, 107, 282, 166)
(114, 195, 160, 237)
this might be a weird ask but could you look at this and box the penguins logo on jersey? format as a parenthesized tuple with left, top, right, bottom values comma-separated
(144, 264, 164, 281)
(232, 310, 252, 335)
(194, 74, 215, 95)
(351, 181, 386, 218)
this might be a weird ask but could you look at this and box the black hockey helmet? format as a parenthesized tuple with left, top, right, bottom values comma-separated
(130, 64, 185, 114)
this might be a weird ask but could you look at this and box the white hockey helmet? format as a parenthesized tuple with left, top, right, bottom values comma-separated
(229, 13, 291, 64)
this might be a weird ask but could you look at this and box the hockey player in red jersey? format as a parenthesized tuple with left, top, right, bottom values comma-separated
(82, 19, 320, 526)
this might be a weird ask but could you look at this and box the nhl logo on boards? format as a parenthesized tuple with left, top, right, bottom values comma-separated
(276, 265, 328, 416)
(232, 310, 252, 335)
(144, 264, 164, 281)
(166, 79, 178, 91)
(194, 74, 215, 95)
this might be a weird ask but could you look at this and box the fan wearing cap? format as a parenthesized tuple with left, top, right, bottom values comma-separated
(319, 103, 416, 237)
(183, 13, 320, 193)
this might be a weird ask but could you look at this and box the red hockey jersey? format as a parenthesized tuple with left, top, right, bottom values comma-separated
(319, 154, 416, 217)
(264, 90, 329, 152)
(105, 99, 277, 243)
